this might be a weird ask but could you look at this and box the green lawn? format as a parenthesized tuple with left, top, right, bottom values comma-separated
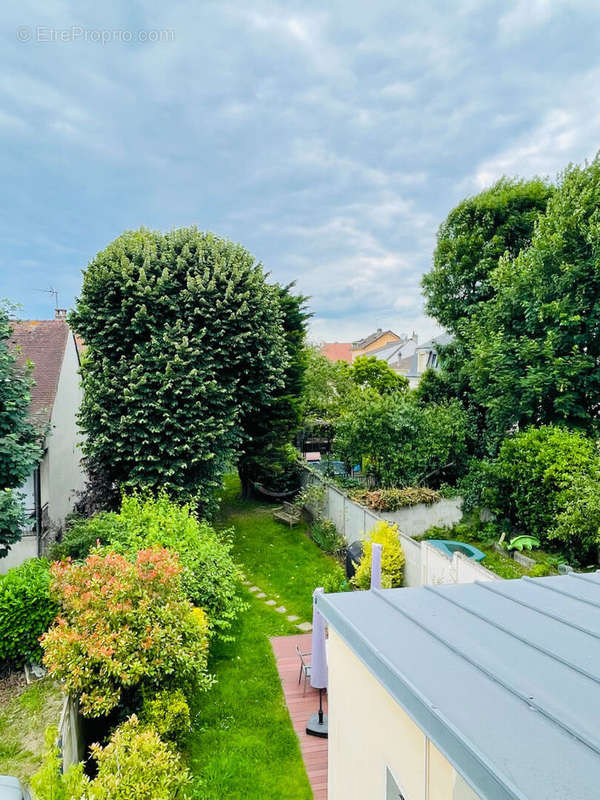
(216, 474, 340, 621)
(0, 677, 62, 786)
(188, 474, 338, 799)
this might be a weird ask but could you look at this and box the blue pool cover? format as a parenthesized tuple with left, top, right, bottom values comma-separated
(427, 539, 486, 562)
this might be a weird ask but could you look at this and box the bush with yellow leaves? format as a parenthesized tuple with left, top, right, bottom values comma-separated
(353, 521, 405, 589)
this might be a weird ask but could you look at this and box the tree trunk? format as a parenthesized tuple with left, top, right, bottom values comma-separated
(238, 463, 253, 500)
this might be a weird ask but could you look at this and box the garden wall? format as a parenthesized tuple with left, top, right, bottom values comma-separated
(379, 496, 463, 537)
(58, 694, 83, 771)
(420, 541, 500, 585)
(301, 468, 498, 588)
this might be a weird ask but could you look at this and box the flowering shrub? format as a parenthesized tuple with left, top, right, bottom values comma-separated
(353, 521, 405, 589)
(41, 547, 211, 716)
(52, 493, 246, 641)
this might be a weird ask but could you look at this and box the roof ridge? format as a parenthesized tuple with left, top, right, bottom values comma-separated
(372, 587, 600, 758)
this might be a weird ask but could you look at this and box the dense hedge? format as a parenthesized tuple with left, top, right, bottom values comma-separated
(0, 559, 57, 667)
(465, 425, 600, 563)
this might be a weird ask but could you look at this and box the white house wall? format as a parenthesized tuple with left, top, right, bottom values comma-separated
(327, 630, 481, 800)
(45, 332, 86, 528)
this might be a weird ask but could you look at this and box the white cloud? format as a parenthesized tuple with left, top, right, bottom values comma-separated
(470, 72, 600, 189)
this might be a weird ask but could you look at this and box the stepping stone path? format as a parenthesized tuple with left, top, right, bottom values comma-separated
(243, 581, 312, 632)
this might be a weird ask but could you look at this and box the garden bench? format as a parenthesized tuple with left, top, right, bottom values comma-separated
(273, 501, 301, 527)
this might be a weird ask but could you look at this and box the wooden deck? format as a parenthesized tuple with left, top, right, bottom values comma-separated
(271, 633, 328, 800)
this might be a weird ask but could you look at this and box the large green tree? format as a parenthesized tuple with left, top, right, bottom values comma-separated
(423, 177, 553, 333)
(335, 392, 468, 488)
(70, 228, 287, 516)
(237, 283, 310, 497)
(422, 177, 553, 454)
(301, 346, 354, 424)
(468, 159, 600, 447)
(349, 355, 408, 395)
(0, 304, 43, 555)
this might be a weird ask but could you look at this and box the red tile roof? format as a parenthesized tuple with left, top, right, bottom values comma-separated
(73, 333, 86, 358)
(9, 320, 69, 425)
(321, 342, 353, 363)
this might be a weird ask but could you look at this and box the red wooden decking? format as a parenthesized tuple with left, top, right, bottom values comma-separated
(271, 634, 328, 800)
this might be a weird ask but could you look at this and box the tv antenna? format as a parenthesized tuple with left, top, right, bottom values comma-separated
(37, 286, 59, 309)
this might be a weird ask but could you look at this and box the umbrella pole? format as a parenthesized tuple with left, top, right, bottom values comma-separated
(306, 688, 328, 738)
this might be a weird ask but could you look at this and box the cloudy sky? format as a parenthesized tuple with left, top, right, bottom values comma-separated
(2, 1, 600, 342)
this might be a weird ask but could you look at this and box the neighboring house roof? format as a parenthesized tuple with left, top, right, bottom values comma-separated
(318, 573, 600, 800)
(352, 328, 399, 351)
(394, 354, 413, 373)
(73, 333, 86, 359)
(404, 332, 453, 377)
(366, 340, 404, 360)
(321, 342, 353, 363)
(416, 332, 453, 352)
(9, 320, 70, 425)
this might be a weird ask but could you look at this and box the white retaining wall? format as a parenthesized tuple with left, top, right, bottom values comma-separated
(380, 496, 463, 537)
(420, 541, 499, 586)
(302, 468, 498, 587)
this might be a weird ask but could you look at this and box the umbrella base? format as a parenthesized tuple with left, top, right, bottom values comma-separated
(306, 712, 328, 738)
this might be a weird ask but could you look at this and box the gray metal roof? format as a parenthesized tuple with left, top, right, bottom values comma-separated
(317, 574, 600, 800)
(416, 331, 453, 352)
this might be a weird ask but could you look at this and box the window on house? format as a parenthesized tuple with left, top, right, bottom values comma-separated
(385, 767, 406, 800)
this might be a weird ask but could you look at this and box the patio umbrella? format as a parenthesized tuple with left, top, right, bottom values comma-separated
(370, 542, 382, 590)
(306, 587, 328, 738)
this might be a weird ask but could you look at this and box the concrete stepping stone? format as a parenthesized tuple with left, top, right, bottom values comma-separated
(296, 622, 312, 632)
(257, 592, 267, 599)
(275, 606, 287, 613)
(248, 586, 260, 593)
(265, 599, 276, 606)
(287, 615, 299, 622)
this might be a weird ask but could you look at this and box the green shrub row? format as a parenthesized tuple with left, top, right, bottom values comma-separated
(0, 559, 57, 667)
